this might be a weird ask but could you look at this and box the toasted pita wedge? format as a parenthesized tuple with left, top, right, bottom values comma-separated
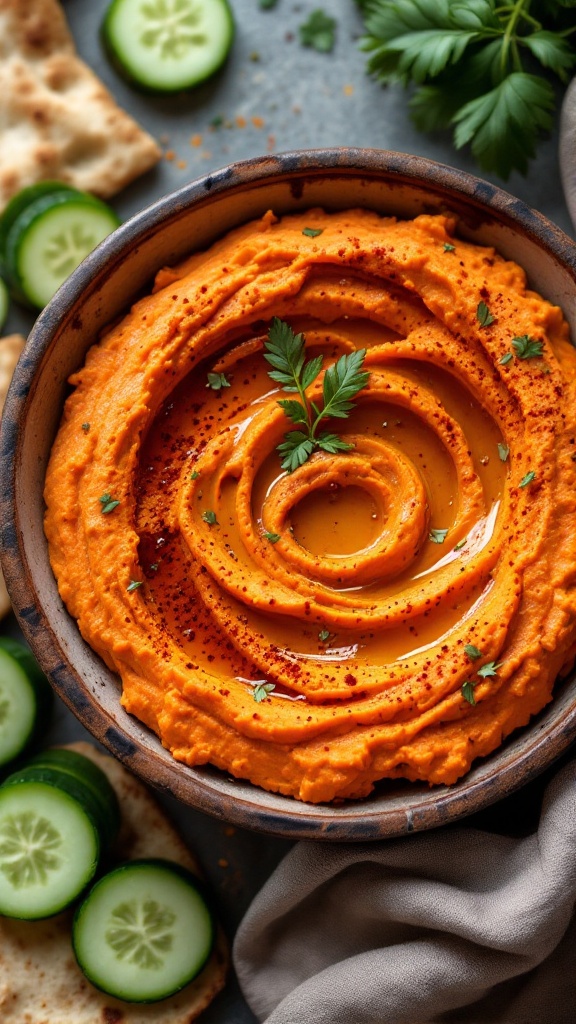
(0, 741, 228, 1022)
(0, 0, 161, 209)
(0, 332, 26, 618)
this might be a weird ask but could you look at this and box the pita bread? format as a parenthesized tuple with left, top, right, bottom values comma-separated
(0, 332, 26, 618)
(0, 0, 161, 210)
(0, 741, 228, 1022)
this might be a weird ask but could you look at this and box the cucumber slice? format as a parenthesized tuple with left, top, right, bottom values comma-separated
(5, 192, 120, 309)
(3, 757, 119, 856)
(0, 276, 8, 332)
(24, 749, 121, 852)
(102, 0, 234, 93)
(0, 181, 80, 273)
(0, 638, 53, 768)
(73, 859, 215, 1001)
(0, 780, 99, 918)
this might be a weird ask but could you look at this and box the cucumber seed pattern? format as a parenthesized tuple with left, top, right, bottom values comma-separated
(105, 898, 176, 969)
(0, 812, 62, 888)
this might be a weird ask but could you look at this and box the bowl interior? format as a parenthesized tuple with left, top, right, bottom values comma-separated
(3, 149, 576, 840)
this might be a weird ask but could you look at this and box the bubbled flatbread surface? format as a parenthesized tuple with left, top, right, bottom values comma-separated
(0, 333, 26, 618)
(0, 0, 161, 210)
(0, 741, 228, 1023)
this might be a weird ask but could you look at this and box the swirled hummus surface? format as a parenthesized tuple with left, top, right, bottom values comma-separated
(44, 209, 576, 803)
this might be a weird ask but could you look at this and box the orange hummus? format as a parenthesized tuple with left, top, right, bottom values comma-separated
(44, 209, 576, 803)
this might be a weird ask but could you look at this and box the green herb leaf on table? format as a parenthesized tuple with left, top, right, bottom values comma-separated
(299, 10, 337, 53)
(264, 319, 369, 472)
(511, 335, 544, 359)
(462, 681, 476, 705)
(99, 493, 120, 514)
(476, 301, 495, 328)
(259, 0, 278, 8)
(357, 0, 576, 179)
(207, 371, 231, 390)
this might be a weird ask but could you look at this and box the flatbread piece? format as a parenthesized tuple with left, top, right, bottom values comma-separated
(0, 741, 228, 1022)
(0, 0, 161, 210)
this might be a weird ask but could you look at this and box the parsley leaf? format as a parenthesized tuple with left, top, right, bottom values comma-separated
(499, 352, 513, 365)
(462, 681, 476, 705)
(126, 580, 143, 592)
(464, 643, 482, 661)
(477, 660, 503, 678)
(357, 0, 576, 179)
(264, 319, 369, 472)
(263, 531, 281, 543)
(429, 528, 448, 544)
(299, 10, 336, 53)
(519, 470, 536, 488)
(81, 422, 90, 433)
(497, 442, 510, 462)
(202, 510, 218, 525)
(318, 628, 333, 643)
(99, 493, 120, 514)
(443, 242, 456, 252)
(511, 335, 544, 359)
(207, 371, 231, 390)
(253, 682, 276, 702)
(302, 227, 324, 237)
(476, 301, 495, 327)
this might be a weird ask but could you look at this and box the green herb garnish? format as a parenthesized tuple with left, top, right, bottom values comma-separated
(497, 443, 510, 462)
(443, 242, 456, 252)
(263, 531, 281, 543)
(357, 0, 576, 179)
(477, 660, 503, 678)
(464, 644, 482, 661)
(511, 335, 544, 359)
(264, 318, 369, 473)
(191, 470, 200, 480)
(259, 0, 278, 7)
(499, 352, 513, 365)
(462, 681, 476, 705)
(477, 301, 495, 328)
(302, 227, 324, 237)
(202, 510, 218, 525)
(253, 681, 276, 702)
(318, 628, 332, 643)
(99, 493, 120, 514)
(519, 470, 536, 488)
(127, 580, 143, 593)
(429, 528, 448, 544)
(454, 538, 467, 551)
(81, 422, 90, 433)
(299, 9, 336, 53)
(207, 371, 231, 391)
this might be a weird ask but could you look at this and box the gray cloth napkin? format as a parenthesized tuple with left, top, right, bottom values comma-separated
(233, 759, 576, 1023)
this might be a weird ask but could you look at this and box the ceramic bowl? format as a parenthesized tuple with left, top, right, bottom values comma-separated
(3, 149, 576, 840)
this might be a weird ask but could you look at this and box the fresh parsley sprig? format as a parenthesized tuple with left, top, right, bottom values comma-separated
(264, 318, 370, 472)
(357, 0, 576, 179)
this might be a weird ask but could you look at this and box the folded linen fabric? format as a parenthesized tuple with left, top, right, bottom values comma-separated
(233, 759, 576, 1024)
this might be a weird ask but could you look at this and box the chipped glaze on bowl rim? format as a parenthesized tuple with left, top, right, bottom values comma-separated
(2, 148, 576, 840)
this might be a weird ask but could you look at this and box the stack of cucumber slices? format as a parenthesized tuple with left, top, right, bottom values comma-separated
(0, 638, 215, 1003)
(0, 181, 120, 310)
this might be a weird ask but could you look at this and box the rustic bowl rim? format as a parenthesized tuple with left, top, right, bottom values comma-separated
(2, 147, 576, 840)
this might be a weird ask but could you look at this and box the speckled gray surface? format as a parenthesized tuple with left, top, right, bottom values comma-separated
(2, 2, 575, 1021)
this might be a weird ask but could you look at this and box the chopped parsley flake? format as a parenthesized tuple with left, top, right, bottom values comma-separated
(263, 531, 281, 543)
(477, 661, 503, 678)
(99, 493, 120, 514)
(497, 443, 510, 462)
(519, 471, 536, 488)
(499, 352, 513, 365)
(302, 227, 323, 237)
(429, 528, 448, 544)
(443, 242, 456, 252)
(464, 644, 482, 661)
(81, 422, 90, 433)
(253, 682, 276, 702)
(477, 301, 495, 328)
(126, 580, 143, 593)
(462, 681, 476, 705)
(207, 371, 231, 391)
(202, 510, 218, 525)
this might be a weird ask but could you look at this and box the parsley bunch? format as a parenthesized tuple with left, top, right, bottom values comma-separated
(357, 0, 576, 179)
(264, 318, 369, 472)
